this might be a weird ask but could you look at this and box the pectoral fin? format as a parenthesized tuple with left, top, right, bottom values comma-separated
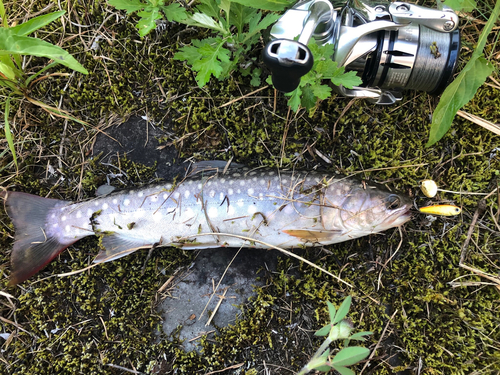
(282, 229, 343, 242)
(94, 235, 153, 263)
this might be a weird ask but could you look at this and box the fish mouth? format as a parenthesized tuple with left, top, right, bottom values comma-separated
(384, 205, 413, 227)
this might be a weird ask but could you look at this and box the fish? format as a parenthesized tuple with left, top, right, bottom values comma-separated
(1, 165, 412, 285)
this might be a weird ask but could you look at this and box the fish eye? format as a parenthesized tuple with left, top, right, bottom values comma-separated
(386, 195, 402, 210)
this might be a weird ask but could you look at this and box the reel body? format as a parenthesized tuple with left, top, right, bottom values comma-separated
(263, 0, 460, 104)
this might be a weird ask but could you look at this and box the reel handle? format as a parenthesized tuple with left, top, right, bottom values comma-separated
(262, 40, 313, 93)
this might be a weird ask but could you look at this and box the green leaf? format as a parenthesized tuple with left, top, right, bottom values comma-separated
(331, 69, 361, 89)
(136, 9, 162, 36)
(4, 97, 18, 170)
(426, 56, 494, 146)
(331, 347, 370, 367)
(195, 0, 221, 19)
(333, 296, 351, 324)
(250, 68, 261, 86)
(444, 0, 476, 12)
(0, 0, 6, 28)
(311, 83, 331, 100)
(315, 324, 331, 337)
(333, 366, 356, 375)
(230, 0, 290, 11)
(428, 0, 500, 146)
(108, 0, 146, 13)
(301, 85, 316, 110)
(244, 12, 281, 43)
(10, 11, 65, 36)
(287, 86, 302, 111)
(220, 0, 231, 20)
(174, 37, 231, 87)
(161, 3, 188, 22)
(0, 55, 18, 80)
(230, 3, 256, 34)
(348, 331, 373, 341)
(327, 301, 336, 324)
(185, 13, 226, 33)
(0, 29, 88, 74)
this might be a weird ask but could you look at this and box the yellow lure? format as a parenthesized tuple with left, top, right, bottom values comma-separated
(419, 205, 461, 216)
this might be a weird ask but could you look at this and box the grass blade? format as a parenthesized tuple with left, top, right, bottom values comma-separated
(0, 29, 88, 74)
(4, 97, 18, 170)
(10, 11, 66, 36)
(427, 0, 500, 146)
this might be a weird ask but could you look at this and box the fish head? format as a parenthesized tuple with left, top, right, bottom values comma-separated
(322, 181, 412, 234)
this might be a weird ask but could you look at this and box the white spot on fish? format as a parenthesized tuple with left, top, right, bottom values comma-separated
(282, 179, 288, 184)
(61, 216, 67, 221)
(260, 179, 266, 185)
(207, 181, 212, 186)
(138, 192, 144, 198)
(221, 178, 226, 183)
(306, 177, 311, 182)
(228, 188, 234, 195)
(184, 207, 194, 218)
(237, 199, 244, 207)
(94, 201, 99, 206)
(208, 207, 218, 218)
(240, 180, 245, 186)
(174, 192, 180, 199)
(219, 192, 224, 201)
(76, 211, 82, 219)
(162, 193, 169, 200)
(252, 177, 257, 182)
(197, 183, 203, 189)
(233, 173, 241, 177)
(151, 195, 158, 202)
(228, 206, 235, 215)
(65, 225, 70, 232)
(237, 189, 241, 194)
(113, 199, 118, 205)
(249, 171, 257, 176)
(51, 213, 56, 218)
(102, 203, 109, 210)
(259, 193, 264, 200)
(229, 181, 234, 185)
(188, 180, 193, 185)
(248, 188, 254, 195)
(184, 191, 190, 199)
(268, 171, 275, 176)
(87, 208, 93, 216)
(124, 199, 130, 206)
(248, 205, 257, 214)
(209, 190, 215, 198)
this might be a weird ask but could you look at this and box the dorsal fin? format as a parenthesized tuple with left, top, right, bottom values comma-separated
(189, 160, 243, 176)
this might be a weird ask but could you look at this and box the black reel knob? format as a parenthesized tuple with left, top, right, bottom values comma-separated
(263, 39, 314, 93)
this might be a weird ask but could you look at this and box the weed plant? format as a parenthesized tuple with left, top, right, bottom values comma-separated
(0, 1, 88, 169)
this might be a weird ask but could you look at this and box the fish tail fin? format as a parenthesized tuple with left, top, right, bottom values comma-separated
(2, 191, 73, 285)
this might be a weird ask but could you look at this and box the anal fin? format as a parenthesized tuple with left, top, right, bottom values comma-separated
(94, 235, 153, 263)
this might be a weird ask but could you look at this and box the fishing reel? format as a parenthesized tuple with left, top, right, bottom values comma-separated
(263, 0, 460, 104)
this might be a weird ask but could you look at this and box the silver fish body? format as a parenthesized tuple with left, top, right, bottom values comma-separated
(3, 167, 412, 284)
